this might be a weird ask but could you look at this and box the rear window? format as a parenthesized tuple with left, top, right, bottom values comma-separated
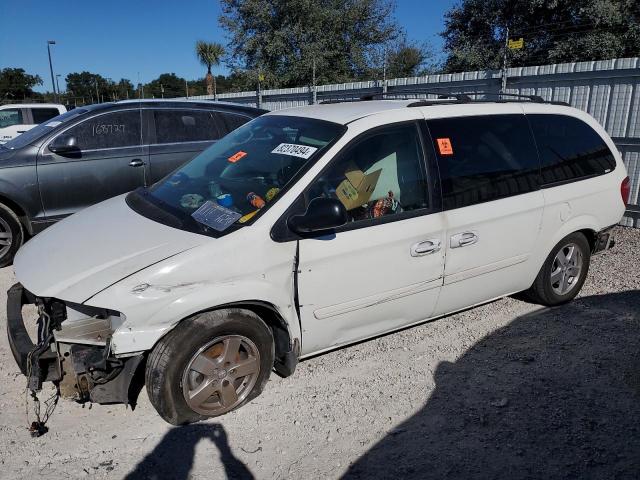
(528, 114, 616, 185)
(427, 114, 540, 210)
(31, 108, 60, 124)
(154, 109, 221, 144)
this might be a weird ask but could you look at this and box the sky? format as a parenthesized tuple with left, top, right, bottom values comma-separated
(0, 0, 457, 93)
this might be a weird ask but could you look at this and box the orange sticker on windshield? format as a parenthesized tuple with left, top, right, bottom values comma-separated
(436, 138, 453, 155)
(228, 151, 247, 163)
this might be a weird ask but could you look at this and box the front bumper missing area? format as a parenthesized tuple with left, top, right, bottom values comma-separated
(6, 283, 60, 385)
(6, 283, 144, 406)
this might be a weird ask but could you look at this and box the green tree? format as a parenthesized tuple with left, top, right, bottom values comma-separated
(0, 68, 43, 100)
(65, 71, 114, 103)
(196, 41, 225, 97)
(115, 79, 135, 100)
(145, 73, 189, 98)
(219, 0, 400, 88)
(386, 40, 436, 78)
(442, 0, 640, 72)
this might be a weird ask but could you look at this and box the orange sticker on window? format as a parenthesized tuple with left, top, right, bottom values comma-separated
(436, 138, 453, 155)
(228, 151, 247, 163)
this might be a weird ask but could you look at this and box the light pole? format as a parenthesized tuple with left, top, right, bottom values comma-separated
(47, 40, 58, 102)
(55, 74, 62, 100)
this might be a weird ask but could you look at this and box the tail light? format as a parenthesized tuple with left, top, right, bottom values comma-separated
(621, 176, 630, 207)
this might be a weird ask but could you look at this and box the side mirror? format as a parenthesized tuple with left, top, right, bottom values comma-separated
(287, 197, 348, 235)
(49, 135, 79, 155)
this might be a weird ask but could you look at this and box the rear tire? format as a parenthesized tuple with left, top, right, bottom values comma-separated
(0, 202, 23, 268)
(145, 309, 274, 425)
(525, 232, 590, 306)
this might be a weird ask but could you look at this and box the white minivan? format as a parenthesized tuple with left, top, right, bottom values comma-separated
(8, 95, 629, 425)
(0, 103, 66, 144)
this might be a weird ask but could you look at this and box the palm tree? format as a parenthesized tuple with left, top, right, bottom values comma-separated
(195, 41, 224, 98)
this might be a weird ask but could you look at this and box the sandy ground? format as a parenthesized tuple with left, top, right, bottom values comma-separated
(0, 227, 639, 480)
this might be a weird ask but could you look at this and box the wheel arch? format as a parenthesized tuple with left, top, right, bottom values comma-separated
(0, 193, 32, 236)
(148, 300, 300, 378)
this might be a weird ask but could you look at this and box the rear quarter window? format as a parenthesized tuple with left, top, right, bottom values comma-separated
(527, 114, 616, 185)
(427, 114, 540, 210)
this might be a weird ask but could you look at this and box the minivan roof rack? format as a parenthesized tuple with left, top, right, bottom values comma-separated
(360, 90, 472, 102)
(319, 90, 569, 107)
(407, 91, 570, 107)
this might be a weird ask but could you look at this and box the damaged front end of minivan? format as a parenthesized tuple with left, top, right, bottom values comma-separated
(7, 283, 144, 406)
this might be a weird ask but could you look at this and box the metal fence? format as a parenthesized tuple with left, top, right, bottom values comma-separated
(188, 57, 640, 226)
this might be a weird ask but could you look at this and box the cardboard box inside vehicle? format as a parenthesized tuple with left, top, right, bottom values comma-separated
(336, 164, 382, 210)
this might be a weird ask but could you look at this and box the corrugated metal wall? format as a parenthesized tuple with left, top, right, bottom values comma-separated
(187, 57, 640, 226)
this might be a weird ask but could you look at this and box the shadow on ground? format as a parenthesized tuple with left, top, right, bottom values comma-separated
(345, 290, 640, 479)
(125, 423, 253, 480)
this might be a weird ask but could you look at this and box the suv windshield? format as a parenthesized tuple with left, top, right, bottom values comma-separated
(1, 108, 88, 150)
(145, 115, 345, 231)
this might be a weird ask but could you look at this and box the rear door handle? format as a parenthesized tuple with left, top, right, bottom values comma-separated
(450, 231, 478, 248)
(411, 239, 441, 257)
(129, 159, 145, 167)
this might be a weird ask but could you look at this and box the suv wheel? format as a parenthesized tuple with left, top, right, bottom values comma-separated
(0, 202, 23, 268)
(525, 232, 591, 306)
(145, 308, 274, 425)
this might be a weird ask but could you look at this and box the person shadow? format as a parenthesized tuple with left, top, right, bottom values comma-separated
(343, 290, 640, 479)
(125, 423, 253, 480)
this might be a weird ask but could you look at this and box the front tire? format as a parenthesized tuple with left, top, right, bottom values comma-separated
(145, 309, 274, 425)
(0, 202, 23, 268)
(525, 232, 591, 306)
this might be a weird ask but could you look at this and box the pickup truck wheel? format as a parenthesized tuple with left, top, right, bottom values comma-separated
(0, 202, 23, 268)
(525, 232, 590, 306)
(145, 308, 274, 425)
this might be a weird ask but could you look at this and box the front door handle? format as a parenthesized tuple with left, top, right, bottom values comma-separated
(411, 239, 441, 257)
(129, 159, 145, 167)
(450, 231, 479, 248)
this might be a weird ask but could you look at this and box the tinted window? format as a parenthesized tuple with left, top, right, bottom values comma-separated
(528, 114, 616, 185)
(220, 113, 251, 133)
(64, 110, 141, 150)
(31, 108, 60, 124)
(305, 123, 429, 224)
(427, 114, 539, 210)
(154, 109, 221, 144)
(0, 109, 23, 128)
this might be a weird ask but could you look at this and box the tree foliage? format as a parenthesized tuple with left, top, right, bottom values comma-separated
(65, 71, 134, 103)
(442, 0, 640, 72)
(195, 41, 225, 95)
(386, 40, 436, 78)
(0, 68, 43, 100)
(145, 73, 188, 98)
(219, 0, 400, 88)
(196, 41, 225, 74)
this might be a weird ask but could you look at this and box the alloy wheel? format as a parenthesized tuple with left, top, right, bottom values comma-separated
(550, 242, 583, 296)
(0, 217, 13, 259)
(181, 335, 261, 416)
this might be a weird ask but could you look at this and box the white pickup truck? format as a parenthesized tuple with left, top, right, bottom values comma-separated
(0, 103, 66, 144)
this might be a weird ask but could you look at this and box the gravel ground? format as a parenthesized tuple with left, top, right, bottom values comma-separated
(0, 226, 639, 480)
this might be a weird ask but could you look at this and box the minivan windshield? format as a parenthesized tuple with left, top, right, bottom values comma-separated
(1, 108, 88, 150)
(146, 115, 345, 230)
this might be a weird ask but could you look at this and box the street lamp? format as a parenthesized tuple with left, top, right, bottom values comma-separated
(55, 74, 62, 99)
(47, 40, 58, 103)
